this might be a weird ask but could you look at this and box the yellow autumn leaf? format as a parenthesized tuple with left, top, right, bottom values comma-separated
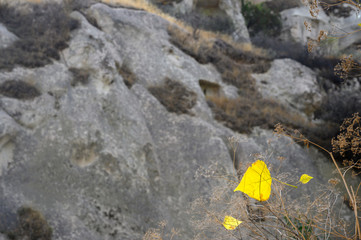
(234, 160, 272, 201)
(358, 23, 361, 27)
(222, 216, 242, 230)
(299, 174, 313, 184)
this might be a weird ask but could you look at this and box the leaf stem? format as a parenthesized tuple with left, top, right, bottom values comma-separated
(272, 177, 298, 189)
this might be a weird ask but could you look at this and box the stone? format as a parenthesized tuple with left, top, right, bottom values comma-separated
(252, 58, 324, 117)
(219, 0, 250, 42)
(0, 23, 18, 49)
(280, 4, 361, 54)
(87, 3, 225, 121)
(172, 0, 193, 14)
(280, 6, 330, 45)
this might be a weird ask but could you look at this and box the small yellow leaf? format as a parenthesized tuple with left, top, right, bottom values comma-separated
(222, 216, 242, 230)
(358, 23, 361, 27)
(234, 160, 272, 201)
(299, 174, 313, 184)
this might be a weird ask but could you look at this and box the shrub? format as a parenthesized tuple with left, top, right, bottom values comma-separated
(167, 25, 270, 91)
(251, 35, 343, 84)
(148, 78, 197, 114)
(321, 0, 354, 17)
(263, 0, 301, 13)
(314, 89, 361, 125)
(7, 206, 52, 240)
(0, 80, 41, 100)
(176, 10, 235, 34)
(206, 95, 309, 134)
(0, 3, 79, 70)
(187, 118, 361, 239)
(241, 1, 281, 37)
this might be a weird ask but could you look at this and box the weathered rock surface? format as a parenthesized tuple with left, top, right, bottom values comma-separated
(280, 5, 361, 54)
(280, 6, 330, 45)
(219, 0, 250, 42)
(87, 3, 224, 121)
(0, 23, 18, 49)
(0, 2, 353, 240)
(252, 58, 324, 117)
(148, 0, 250, 42)
(0, 3, 236, 239)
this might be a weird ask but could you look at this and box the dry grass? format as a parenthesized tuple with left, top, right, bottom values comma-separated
(6, 206, 52, 240)
(275, 116, 361, 239)
(186, 120, 361, 240)
(206, 95, 311, 134)
(167, 25, 269, 91)
(101, 0, 266, 56)
(148, 78, 197, 115)
(0, 2, 79, 70)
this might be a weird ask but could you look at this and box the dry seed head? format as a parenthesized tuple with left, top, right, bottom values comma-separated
(317, 30, 327, 42)
(334, 55, 356, 79)
(143, 228, 162, 240)
(277, 156, 286, 163)
(309, 0, 320, 17)
(274, 123, 285, 135)
(304, 21, 312, 32)
(307, 39, 318, 52)
(328, 178, 340, 186)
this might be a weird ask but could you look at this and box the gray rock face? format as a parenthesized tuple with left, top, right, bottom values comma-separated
(219, 0, 250, 42)
(0, 2, 351, 240)
(0, 3, 235, 239)
(252, 58, 324, 117)
(0, 23, 18, 49)
(280, 5, 361, 54)
(87, 3, 222, 121)
(280, 6, 330, 45)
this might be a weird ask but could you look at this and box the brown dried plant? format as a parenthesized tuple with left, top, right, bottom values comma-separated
(189, 136, 355, 240)
(143, 221, 179, 240)
(332, 113, 361, 171)
(275, 116, 361, 239)
(334, 55, 359, 79)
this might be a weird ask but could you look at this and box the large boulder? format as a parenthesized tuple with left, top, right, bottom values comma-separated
(252, 58, 325, 117)
(280, 5, 330, 45)
(280, 4, 361, 54)
(87, 3, 229, 121)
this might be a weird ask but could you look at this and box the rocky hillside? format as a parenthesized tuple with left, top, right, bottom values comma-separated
(0, 0, 359, 239)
